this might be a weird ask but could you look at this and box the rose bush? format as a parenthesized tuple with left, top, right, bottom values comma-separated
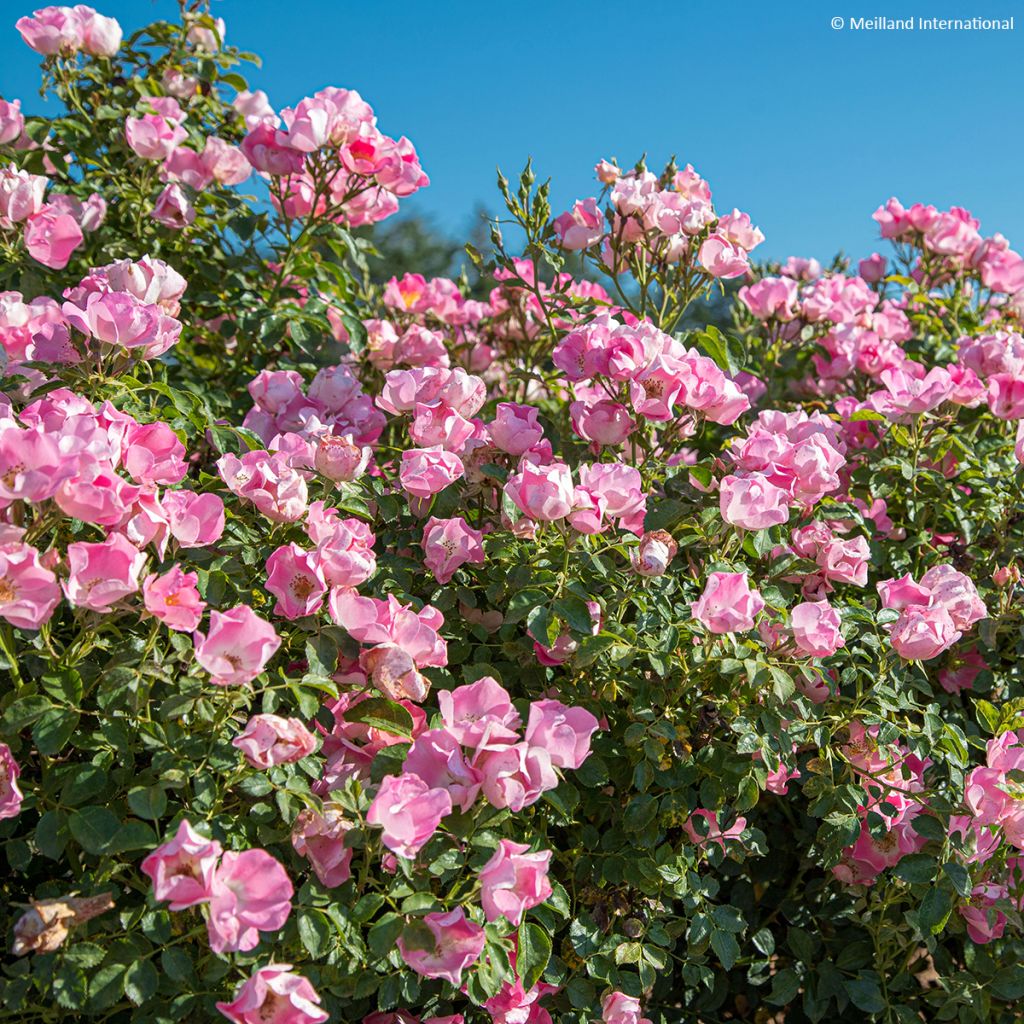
(2, 5, 1024, 1024)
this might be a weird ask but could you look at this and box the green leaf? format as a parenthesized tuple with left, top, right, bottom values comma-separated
(552, 595, 597, 634)
(368, 913, 403, 959)
(298, 909, 332, 958)
(2, 694, 53, 731)
(845, 974, 886, 1013)
(975, 698, 1001, 736)
(160, 948, 194, 984)
(123, 960, 158, 1005)
(766, 967, 800, 1005)
(69, 806, 121, 855)
(942, 861, 971, 897)
(991, 965, 1024, 1001)
(127, 786, 167, 821)
(918, 886, 953, 935)
(517, 921, 552, 991)
(769, 667, 794, 702)
(344, 698, 414, 738)
(88, 964, 127, 1011)
(710, 929, 740, 971)
(894, 853, 936, 885)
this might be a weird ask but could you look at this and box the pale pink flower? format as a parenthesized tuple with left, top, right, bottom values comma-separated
(504, 462, 574, 522)
(24, 205, 84, 270)
(691, 571, 764, 634)
(631, 530, 677, 577)
(143, 565, 205, 632)
(151, 183, 195, 229)
(478, 839, 553, 925)
(525, 699, 599, 770)
(291, 805, 353, 888)
(602, 991, 653, 1024)
(474, 742, 558, 812)
(314, 433, 370, 482)
(162, 490, 225, 547)
(699, 234, 750, 278)
(399, 445, 464, 498)
(216, 965, 328, 1024)
(396, 908, 485, 986)
(0, 165, 47, 226)
(233, 714, 317, 768)
(63, 534, 145, 612)
(218, 450, 308, 522)
(0, 542, 60, 629)
(421, 516, 485, 584)
(437, 676, 521, 747)
(367, 773, 452, 859)
(404, 728, 482, 812)
(790, 600, 844, 657)
(206, 848, 294, 953)
(264, 543, 327, 619)
(719, 473, 789, 531)
(193, 605, 281, 686)
(0, 744, 23, 820)
(140, 820, 221, 910)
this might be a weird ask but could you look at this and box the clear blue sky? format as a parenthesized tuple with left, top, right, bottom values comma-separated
(5, 0, 1023, 262)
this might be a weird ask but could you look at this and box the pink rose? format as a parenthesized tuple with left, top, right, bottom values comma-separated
(0, 541, 60, 629)
(193, 604, 281, 685)
(16, 6, 85, 54)
(474, 742, 558, 812)
(504, 462, 574, 522)
(151, 183, 195, 229)
(216, 965, 328, 1024)
(404, 728, 482, 812)
(396, 908, 485, 986)
(719, 473, 789, 531)
(143, 565, 205, 632)
(553, 197, 604, 250)
(24, 205, 84, 269)
(478, 839, 553, 925)
(218, 450, 308, 522)
(399, 446, 464, 498)
(421, 516, 485, 584)
(631, 530, 678, 577)
(437, 676, 521, 747)
(698, 234, 750, 279)
(140, 820, 221, 910)
(206, 848, 293, 953)
(525, 699, 599, 770)
(123, 421, 187, 484)
(0, 100, 25, 145)
(232, 714, 317, 768)
(0, 165, 47, 226)
(201, 136, 251, 185)
(314, 433, 370, 482)
(790, 600, 844, 657)
(691, 571, 765, 634)
(79, 7, 121, 55)
(125, 113, 187, 161)
(264, 543, 327, 619)
(162, 490, 225, 547)
(63, 534, 145, 612)
(291, 805, 353, 888)
(0, 743, 24, 821)
(602, 992, 653, 1024)
(366, 772, 452, 859)
(889, 605, 960, 661)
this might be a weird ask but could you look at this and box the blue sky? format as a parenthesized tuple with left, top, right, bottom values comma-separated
(6, 0, 1023, 262)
